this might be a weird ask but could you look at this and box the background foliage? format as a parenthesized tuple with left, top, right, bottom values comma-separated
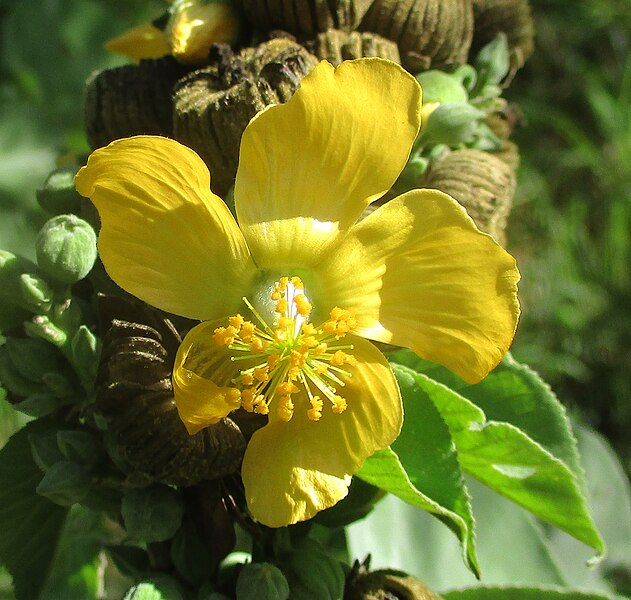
(1, 0, 631, 597)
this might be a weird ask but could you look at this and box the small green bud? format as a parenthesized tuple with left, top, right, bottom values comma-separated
(36, 215, 97, 284)
(37, 167, 83, 215)
(71, 325, 100, 368)
(475, 33, 510, 87)
(24, 315, 67, 346)
(5, 336, 62, 383)
(235, 563, 290, 600)
(12, 392, 59, 417)
(0, 250, 48, 315)
(29, 429, 66, 471)
(122, 485, 185, 543)
(19, 273, 53, 313)
(57, 430, 102, 467)
(122, 577, 185, 600)
(416, 70, 468, 104)
(0, 347, 45, 397)
(36, 460, 92, 506)
(419, 102, 485, 146)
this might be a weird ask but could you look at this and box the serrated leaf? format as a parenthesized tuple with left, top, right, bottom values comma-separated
(390, 351, 585, 487)
(390, 362, 603, 555)
(0, 421, 68, 599)
(358, 364, 479, 576)
(442, 585, 626, 600)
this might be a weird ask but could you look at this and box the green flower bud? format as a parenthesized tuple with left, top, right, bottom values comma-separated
(122, 485, 185, 543)
(71, 325, 100, 369)
(418, 102, 485, 147)
(19, 273, 53, 313)
(0, 250, 49, 315)
(0, 347, 45, 397)
(35, 460, 92, 506)
(235, 563, 290, 600)
(29, 429, 66, 471)
(36, 167, 83, 215)
(24, 315, 67, 346)
(122, 577, 185, 600)
(5, 336, 62, 383)
(416, 70, 468, 104)
(12, 392, 59, 417)
(475, 33, 510, 87)
(57, 430, 102, 467)
(36, 215, 97, 284)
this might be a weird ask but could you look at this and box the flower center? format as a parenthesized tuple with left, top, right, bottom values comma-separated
(213, 276, 357, 422)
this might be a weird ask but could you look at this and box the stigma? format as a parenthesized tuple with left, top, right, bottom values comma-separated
(213, 276, 357, 422)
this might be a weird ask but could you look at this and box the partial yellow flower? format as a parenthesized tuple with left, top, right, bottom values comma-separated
(75, 58, 520, 527)
(106, 1, 239, 64)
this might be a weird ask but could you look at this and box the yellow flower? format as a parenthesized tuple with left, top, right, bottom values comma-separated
(106, 1, 239, 64)
(75, 58, 520, 527)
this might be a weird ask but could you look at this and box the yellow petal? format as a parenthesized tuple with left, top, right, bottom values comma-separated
(241, 335, 402, 527)
(316, 189, 520, 383)
(173, 321, 246, 434)
(168, 3, 240, 64)
(105, 24, 170, 62)
(75, 136, 256, 320)
(234, 58, 422, 269)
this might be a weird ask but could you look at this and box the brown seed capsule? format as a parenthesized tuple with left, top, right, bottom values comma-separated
(305, 30, 401, 65)
(420, 148, 515, 245)
(173, 39, 318, 196)
(85, 57, 191, 149)
(345, 561, 444, 600)
(471, 0, 534, 69)
(358, 0, 474, 72)
(236, 0, 373, 37)
(96, 295, 262, 487)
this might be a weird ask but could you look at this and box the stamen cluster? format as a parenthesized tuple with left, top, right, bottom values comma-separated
(213, 276, 357, 422)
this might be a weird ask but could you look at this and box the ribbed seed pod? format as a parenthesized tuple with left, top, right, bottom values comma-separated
(236, 0, 373, 37)
(345, 563, 444, 600)
(471, 0, 534, 68)
(173, 39, 318, 196)
(305, 30, 400, 65)
(96, 295, 256, 487)
(494, 139, 520, 171)
(421, 148, 515, 245)
(85, 57, 190, 149)
(359, 0, 474, 72)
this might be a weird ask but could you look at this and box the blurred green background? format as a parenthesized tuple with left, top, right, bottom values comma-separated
(1, 0, 631, 597)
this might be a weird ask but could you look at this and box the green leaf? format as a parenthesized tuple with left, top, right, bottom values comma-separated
(0, 421, 68, 599)
(358, 364, 478, 576)
(121, 485, 185, 543)
(390, 351, 585, 486)
(442, 586, 626, 600)
(389, 362, 603, 555)
(123, 577, 185, 600)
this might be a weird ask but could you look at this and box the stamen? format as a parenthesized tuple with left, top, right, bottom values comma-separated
(212, 277, 356, 421)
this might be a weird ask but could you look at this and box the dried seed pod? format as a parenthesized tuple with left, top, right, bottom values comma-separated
(305, 30, 400, 65)
(359, 0, 474, 72)
(345, 562, 443, 600)
(173, 39, 318, 196)
(420, 148, 515, 245)
(235, 0, 372, 37)
(85, 57, 190, 149)
(471, 0, 534, 68)
(96, 295, 255, 487)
